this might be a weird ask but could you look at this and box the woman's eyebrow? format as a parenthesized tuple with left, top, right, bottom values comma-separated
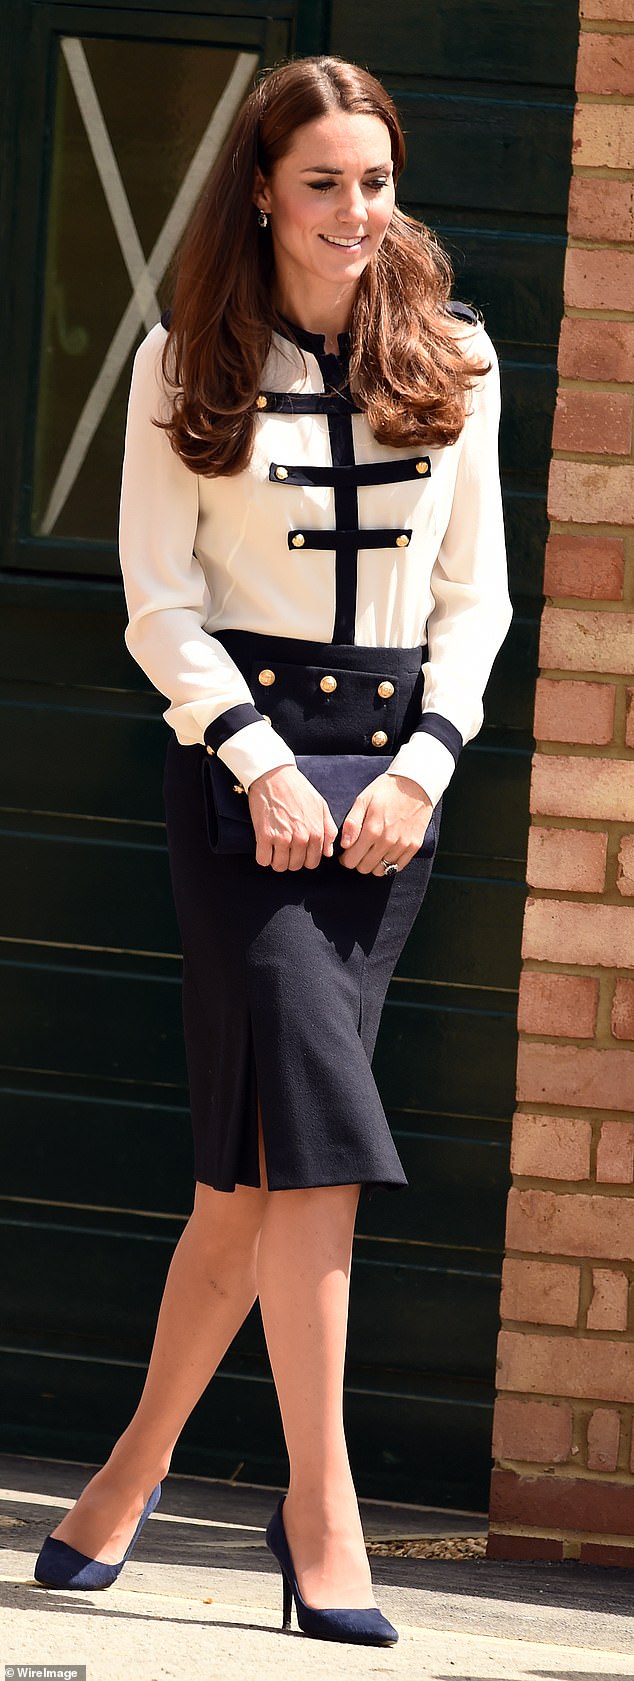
(300, 163, 392, 175)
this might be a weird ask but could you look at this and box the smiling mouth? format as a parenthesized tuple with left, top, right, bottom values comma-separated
(319, 234, 367, 248)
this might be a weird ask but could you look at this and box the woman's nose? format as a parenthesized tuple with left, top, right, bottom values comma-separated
(336, 184, 368, 224)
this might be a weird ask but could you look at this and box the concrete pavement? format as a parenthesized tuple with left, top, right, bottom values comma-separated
(1, 1454, 633, 1680)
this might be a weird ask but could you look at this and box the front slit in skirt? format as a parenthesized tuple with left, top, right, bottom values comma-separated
(162, 631, 441, 1195)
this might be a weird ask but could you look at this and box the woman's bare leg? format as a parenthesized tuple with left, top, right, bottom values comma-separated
(50, 1139, 268, 1562)
(256, 1180, 374, 1609)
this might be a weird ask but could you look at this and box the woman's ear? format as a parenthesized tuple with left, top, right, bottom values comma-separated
(253, 168, 272, 214)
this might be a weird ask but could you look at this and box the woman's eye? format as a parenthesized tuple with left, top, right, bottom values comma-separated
(308, 177, 389, 194)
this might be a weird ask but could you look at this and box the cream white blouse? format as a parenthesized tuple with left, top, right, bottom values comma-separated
(119, 311, 512, 807)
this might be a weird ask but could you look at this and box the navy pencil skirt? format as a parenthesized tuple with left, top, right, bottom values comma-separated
(163, 631, 441, 1194)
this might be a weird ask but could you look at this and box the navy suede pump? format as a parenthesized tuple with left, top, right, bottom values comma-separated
(265, 1497, 398, 1646)
(34, 1482, 161, 1589)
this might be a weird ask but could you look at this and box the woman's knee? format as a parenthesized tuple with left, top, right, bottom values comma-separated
(190, 1177, 267, 1251)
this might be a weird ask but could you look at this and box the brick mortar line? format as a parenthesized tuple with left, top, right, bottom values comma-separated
(579, 19, 634, 35)
(500, 1320, 634, 1343)
(557, 378, 634, 392)
(522, 958, 631, 975)
(497, 1387, 634, 1413)
(514, 1101, 634, 1119)
(504, 1251, 634, 1271)
(571, 165, 634, 179)
(508, 1182, 634, 1200)
(492, 1460, 634, 1485)
(528, 817, 631, 830)
(493, 1467, 634, 1491)
(534, 675, 632, 689)
(557, 307, 634, 321)
(534, 739, 634, 756)
(525, 884, 629, 899)
(551, 448, 634, 464)
(538, 663, 632, 675)
(540, 602, 632, 611)
(519, 1026, 633, 1043)
(535, 755, 631, 770)
(568, 238, 634, 253)
(506, 1252, 634, 1271)
(511, 1181, 633, 1195)
(489, 1524, 634, 1543)
(547, 517, 634, 536)
(524, 891, 632, 906)
(537, 668, 631, 682)
(519, 1033, 634, 1050)
(574, 91, 634, 104)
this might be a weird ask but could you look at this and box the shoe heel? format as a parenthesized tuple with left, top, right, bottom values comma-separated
(282, 1570, 293, 1631)
(265, 1496, 398, 1648)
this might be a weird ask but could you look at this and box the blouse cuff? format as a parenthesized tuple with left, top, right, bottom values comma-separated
(214, 719, 297, 792)
(386, 730, 459, 808)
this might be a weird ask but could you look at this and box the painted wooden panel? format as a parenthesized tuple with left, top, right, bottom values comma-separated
(331, 0, 580, 87)
(0, 1346, 494, 1505)
(0, 821, 525, 984)
(2, 1216, 501, 1383)
(2, 1080, 510, 1248)
(0, 944, 515, 1117)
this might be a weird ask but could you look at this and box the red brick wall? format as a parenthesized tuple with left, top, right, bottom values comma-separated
(488, 0, 634, 1567)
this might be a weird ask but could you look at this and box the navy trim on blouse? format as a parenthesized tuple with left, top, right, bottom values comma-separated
(258, 391, 361, 416)
(203, 702, 265, 752)
(414, 713, 463, 763)
(269, 457, 431, 489)
(287, 528, 413, 552)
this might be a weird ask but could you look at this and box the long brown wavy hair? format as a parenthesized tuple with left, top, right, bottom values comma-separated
(160, 56, 490, 475)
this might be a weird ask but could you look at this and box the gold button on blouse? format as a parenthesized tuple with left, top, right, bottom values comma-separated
(416, 460, 429, 475)
(377, 680, 395, 699)
(258, 668, 276, 686)
(395, 533, 410, 547)
(206, 745, 215, 755)
(256, 394, 268, 409)
(291, 533, 305, 548)
(371, 730, 389, 748)
(274, 465, 289, 480)
(320, 674, 338, 694)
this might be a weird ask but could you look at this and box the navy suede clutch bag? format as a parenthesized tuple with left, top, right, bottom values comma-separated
(202, 753, 437, 858)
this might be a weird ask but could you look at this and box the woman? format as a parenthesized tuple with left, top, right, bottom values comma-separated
(34, 55, 512, 1645)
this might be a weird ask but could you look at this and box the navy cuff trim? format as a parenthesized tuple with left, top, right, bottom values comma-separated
(270, 457, 431, 489)
(414, 713, 463, 763)
(204, 703, 264, 752)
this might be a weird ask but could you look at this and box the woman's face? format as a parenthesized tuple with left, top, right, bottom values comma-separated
(256, 111, 395, 303)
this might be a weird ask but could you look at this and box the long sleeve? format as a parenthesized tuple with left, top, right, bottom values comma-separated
(118, 324, 296, 790)
(387, 327, 513, 807)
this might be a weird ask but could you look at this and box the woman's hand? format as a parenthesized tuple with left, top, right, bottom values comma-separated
(248, 764, 339, 871)
(338, 773, 433, 876)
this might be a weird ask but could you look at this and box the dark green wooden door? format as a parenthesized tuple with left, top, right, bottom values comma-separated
(0, 0, 578, 1508)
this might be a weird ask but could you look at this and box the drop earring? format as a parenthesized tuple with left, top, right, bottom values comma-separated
(257, 208, 269, 229)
